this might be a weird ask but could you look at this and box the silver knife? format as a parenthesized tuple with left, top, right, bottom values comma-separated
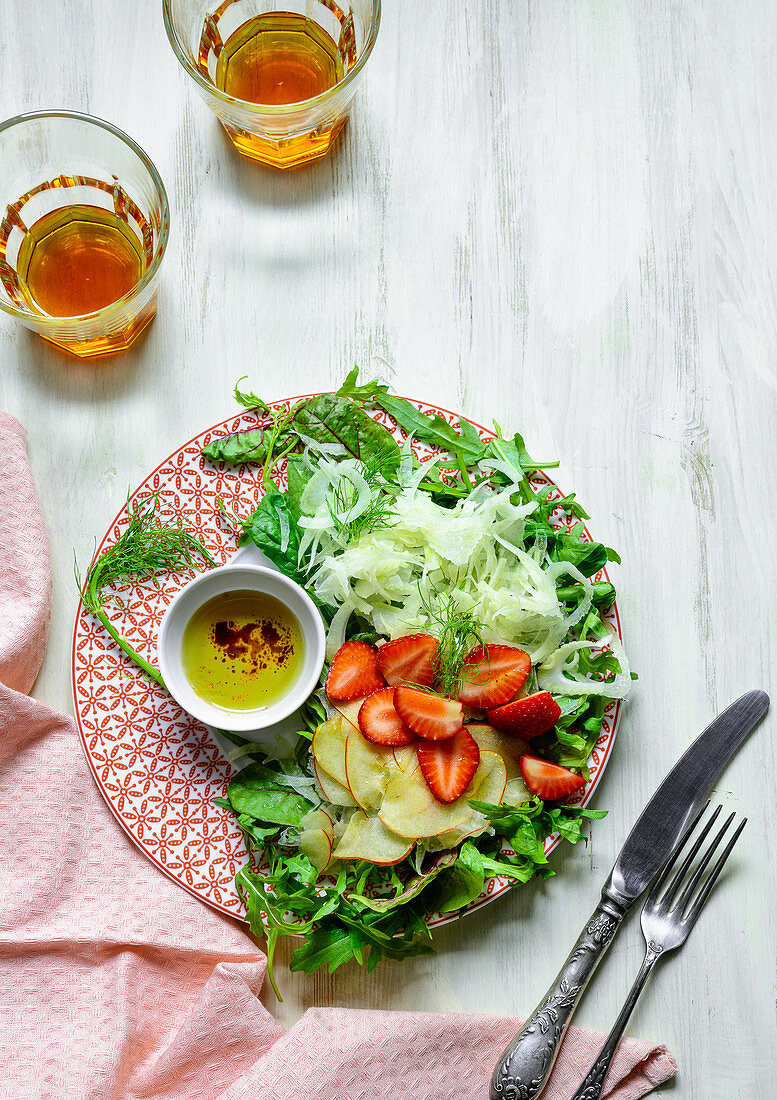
(490, 689, 769, 1100)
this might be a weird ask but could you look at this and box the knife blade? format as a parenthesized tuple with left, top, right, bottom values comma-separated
(490, 689, 769, 1100)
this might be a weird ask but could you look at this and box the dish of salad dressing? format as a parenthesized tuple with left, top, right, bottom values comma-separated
(181, 590, 304, 711)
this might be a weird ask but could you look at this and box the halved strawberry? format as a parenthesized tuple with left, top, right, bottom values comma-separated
(488, 691, 562, 739)
(358, 687, 415, 747)
(377, 633, 438, 688)
(417, 728, 481, 803)
(326, 640, 385, 702)
(457, 644, 531, 708)
(394, 686, 464, 741)
(519, 755, 585, 800)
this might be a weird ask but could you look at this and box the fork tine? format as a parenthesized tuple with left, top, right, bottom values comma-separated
(674, 810, 735, 913)
(659, 803, 722, 909)
(646, 800, 711, 904)
(682, 817, 747, 924)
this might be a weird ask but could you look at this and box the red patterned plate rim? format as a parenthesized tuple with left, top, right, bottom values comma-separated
(71, 392, 623, 929)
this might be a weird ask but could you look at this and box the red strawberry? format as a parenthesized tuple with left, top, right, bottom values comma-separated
(417, 727, 481, 803)
(488, 691, 562, 738)
(519, 755, 586, 800)
(457, 644, 531, 708)
(394, 686, 464, 741)
(358, 687, 415, 747)
(377, 633, 438, 688)
(326, 640, 385, 702)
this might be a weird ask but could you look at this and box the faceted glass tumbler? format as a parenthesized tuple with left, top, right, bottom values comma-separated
(163, 0, 381, 168)
(0, 111, 169, 359)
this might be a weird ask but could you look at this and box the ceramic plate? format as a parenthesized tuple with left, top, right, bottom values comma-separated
(72, 395, 622, 925)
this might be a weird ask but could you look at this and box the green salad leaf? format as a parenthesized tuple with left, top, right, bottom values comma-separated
(238, 485, 302, 578)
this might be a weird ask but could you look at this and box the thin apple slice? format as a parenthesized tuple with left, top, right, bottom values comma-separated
(379, 765, 471, 839)
(468, 723, 531, 805)
(344, 724, 397, 811)
(314, 760, 357, 808)
(469, 749, 508, 805)
(379, 749, 507, 840)
(467, 723, 531, 767)
(333, 810, 413, 865)
(299, 808, 335, 872)
(502, 776, 532, 807)
(393, 744, 417, 772)
(311, 716, 349, 789)
(331, 698, 365, 731)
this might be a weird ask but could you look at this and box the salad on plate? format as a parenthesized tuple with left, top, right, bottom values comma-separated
(80, 369, 632, 995)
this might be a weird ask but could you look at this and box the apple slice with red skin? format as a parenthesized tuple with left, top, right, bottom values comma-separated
(333, 810, 414, 864)
(314, 760, 357, 808)
(299, 807, 335, 872)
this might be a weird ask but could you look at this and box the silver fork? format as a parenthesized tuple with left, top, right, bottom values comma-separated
(566, 803, 747, 1100)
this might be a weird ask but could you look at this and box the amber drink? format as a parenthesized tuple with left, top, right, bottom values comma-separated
(0, 112, 168, 358)
(164, 0, 381, 168)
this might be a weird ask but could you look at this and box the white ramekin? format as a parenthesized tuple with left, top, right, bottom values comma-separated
(157, 555, 325, 735)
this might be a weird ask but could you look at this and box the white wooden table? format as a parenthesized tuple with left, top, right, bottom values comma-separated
(2, 1, 776, 1096)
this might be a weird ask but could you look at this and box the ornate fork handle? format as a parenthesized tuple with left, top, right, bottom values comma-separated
(490, 896, 625, 1100)
(567, 941, 663, 1100)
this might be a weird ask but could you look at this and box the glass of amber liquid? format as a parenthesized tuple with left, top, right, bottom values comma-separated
(163, 0, 381, 168)
(0, 111, 169, 358)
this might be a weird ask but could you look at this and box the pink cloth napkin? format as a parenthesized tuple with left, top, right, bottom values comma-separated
(0, 412, 677, 1100)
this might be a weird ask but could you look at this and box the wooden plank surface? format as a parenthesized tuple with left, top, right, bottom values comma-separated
(2, 1, 776, 1095)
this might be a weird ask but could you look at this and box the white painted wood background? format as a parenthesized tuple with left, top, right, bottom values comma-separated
(1, 1, 775, 1096)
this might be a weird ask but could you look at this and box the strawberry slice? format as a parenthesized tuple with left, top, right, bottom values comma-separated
(377, 633, 438, 688)
(519, 755, 586, 800)
(358, 687, 415, 747)
(457, 644, 531, 708)
(394, 686, 464, 741)
(417, 727, 481, 803)
(488, 691, 562, 738)
(326, 640, 385, 702)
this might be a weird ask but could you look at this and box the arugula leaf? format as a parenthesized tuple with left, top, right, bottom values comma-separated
(201, 427, 270, 466)
(294, 394, 401, 473)
(336, 366, 391, 403)
(227, 763, 313, 826)
(426, 842, 485, 913)
(233, 376, 273, 415)
(376, 394, 488, 466)
(239, 486, 301, 577)
(485, 425, 560, 473)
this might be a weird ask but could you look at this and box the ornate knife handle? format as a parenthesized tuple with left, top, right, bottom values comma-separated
(490, 894, 626, 1100)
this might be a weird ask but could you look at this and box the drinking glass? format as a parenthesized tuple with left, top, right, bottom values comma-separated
(163, 0, 381, 168)
(0, 111, 169, 358)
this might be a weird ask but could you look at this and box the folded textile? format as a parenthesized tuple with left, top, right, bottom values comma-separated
(0, 412, 676, 1100)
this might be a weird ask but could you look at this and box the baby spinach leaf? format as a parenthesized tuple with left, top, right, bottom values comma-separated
(227, 764, 313, 826)
(239, 486, 301, 578)
(426, 842, 485, 913)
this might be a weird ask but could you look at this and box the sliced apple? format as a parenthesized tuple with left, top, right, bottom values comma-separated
(314, 760, 357, 807)
(344, 724, 396, 811)
(311, 716, 349, 789)
(379, 765, 472, 838)
(502, 775, 532, 807)
(333, 809, 414, 864)
(392, 744, 417, 772)
(467, 723, 531, 767)
(331, 697, 365, 731)
(299, 808, 335, 872)
(379, 749, 507, 840)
